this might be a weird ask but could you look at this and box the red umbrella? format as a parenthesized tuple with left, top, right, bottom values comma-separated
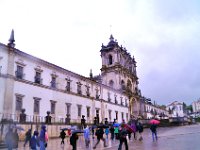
(124, 124, 134, 133)
(149, 119, 160, 124)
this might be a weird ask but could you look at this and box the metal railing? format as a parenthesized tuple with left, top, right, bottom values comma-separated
(0, 113, 93, 124)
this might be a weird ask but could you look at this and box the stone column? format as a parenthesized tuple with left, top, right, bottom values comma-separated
(3, 47, 15, 116)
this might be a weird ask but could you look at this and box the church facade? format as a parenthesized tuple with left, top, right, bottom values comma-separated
(0, 31, 141, 124)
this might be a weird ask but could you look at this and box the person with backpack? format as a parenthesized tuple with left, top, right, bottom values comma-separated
(118, 124, 128, 150)
(59, 129, 66, 145)
(93, 128, 107, 149)
(70, 133, 79, 150)
(136, 120, 143, 141)
(30, 131, 40, 150)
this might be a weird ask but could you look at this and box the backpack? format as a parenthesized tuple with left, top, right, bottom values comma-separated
(137, 122, 143, 132)
(95, 129, 104, 136)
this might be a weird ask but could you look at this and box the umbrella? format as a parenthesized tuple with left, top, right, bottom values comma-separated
(124, 124, 134, 133)
(72, 129, 84, 134)
(13, 126, 25, 131)
(70, 126, 78, 130)
(60, 128, 69, 131)
(97, 124, 109, 128)
(113, 123, 120, 127)
(149, 119, 160, 124)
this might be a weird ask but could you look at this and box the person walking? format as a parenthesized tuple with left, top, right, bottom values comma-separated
(70, 133, 79, 150)
(83, 126, 90, 148)
(24, 129, 32, 147)
(91, 126, 95, 139)
(130, 118, 137, 140)
(105, 128, 109, 139)
(13, 128, 19, 150)
(93, 128, 107, 149)
(30, 131, 40, 150)
(39, 125, 47, 150)
(5, 128, 14, 150)
(114, 126, 119, 140)
(109, 126, 114, 140)
(150, 123, 158, 141)
(60, 130, 66, 145)
(136, 120, 143, 141)
(118, 124, 128, 150)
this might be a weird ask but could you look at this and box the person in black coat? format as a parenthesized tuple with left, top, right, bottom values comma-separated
(70, 133, 78, 150)
(93, 128, 107, 149)
(150, 124, 158, 141)
(109, 126, 114, 140)
(60, 130, 66, 145)
(118, 124, 128, 150)
(24, 129, 32, 147)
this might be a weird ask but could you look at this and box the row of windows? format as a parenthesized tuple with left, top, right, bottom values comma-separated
(16, 95, 128, 120)
(16, 95, 89, 117)
(15, 64, 128, 106)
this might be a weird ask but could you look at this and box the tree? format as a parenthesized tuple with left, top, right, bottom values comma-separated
(186, 105, 193, 113)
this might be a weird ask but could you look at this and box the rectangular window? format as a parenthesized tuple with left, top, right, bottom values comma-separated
(108, 92, 111, 102)
(16, 65, 24, 79)
(95, 89, 99, 99)
(86, 86, 90, 97)
(115, 96, 118, 104)
(77, 84, 82, 95)
(35, 72, 42, 84)
(96, 109, 99, 117)
(33, 98, 40, 114)
(16, 96, 23, 111)
(126, 113, 128, 121)
(50, 101, 56, 114)
(125, 99, 128, 107)
(51, 76, 56, 88)
(108, 110, 112, 121)
(66, 81, 71, 92)
(87, 107, 90, 117)
(121, 112, 124, 120)
(120, 97, 123, 106)
(66, 103, 71, 115)
(77, 105, 82, 117)
(115, 111, 118, 120)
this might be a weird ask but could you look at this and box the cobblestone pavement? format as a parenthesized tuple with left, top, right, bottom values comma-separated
(15, 124, 200, 150)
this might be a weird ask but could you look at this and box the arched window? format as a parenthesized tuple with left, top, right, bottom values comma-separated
(109, 80, 114, 87)
(127, 79, 132, 90)
(121, 80, 125, 90)
(108, 55, 113, 65)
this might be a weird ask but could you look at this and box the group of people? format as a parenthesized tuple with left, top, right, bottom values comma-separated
(5, 125, 48, 150)
(24, 125, 48, 150)
(4, 118, 158, 150)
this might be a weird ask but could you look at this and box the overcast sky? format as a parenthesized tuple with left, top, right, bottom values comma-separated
(0, 0, 200, 105)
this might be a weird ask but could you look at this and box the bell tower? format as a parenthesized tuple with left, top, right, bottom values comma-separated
(100, 35, 138, 93)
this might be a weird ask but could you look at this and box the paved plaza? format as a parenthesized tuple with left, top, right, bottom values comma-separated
(14, 124, 200, 150)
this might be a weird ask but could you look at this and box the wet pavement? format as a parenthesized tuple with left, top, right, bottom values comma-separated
(16, 124, 200, 150)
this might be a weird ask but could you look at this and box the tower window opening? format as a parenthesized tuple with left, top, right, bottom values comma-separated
(108, 55, 113, 65)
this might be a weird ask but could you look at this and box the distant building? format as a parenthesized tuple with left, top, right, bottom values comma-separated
(0, 31, 141, 124)
(166, 101, 185, 118)
(192, 99, 200, 113)
(140, 97, 168, 119)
